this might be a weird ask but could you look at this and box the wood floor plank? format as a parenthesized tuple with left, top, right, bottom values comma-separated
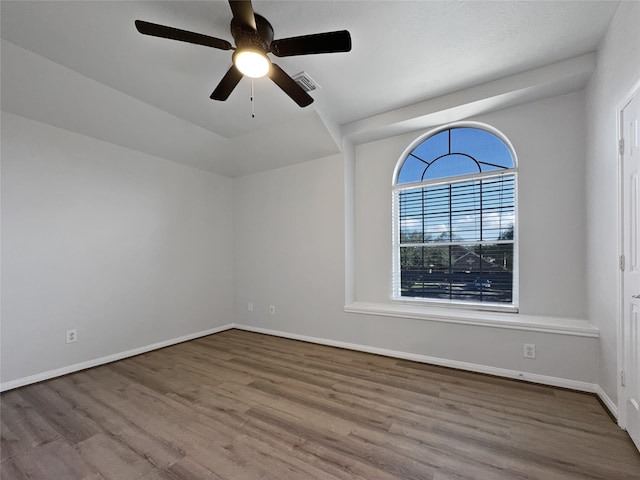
(76, 433, 156, 480)
(1, 401, 60, 462)
(2, 329, 639, 480)
(2, 437, 106, 480)
(236, 416, 368, 480)
(163, 457, 226, 480)
(16, 384, 102, 445)
(230, 433, 348, 480)
(348, 424, 524, 480)
(46, 376, 186, 469)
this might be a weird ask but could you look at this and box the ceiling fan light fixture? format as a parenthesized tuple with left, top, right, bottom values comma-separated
(136, 0, 351, 106)
(233, 49, 270, 78)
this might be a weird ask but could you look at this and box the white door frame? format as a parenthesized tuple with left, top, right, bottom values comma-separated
(617, 78, 640, 429)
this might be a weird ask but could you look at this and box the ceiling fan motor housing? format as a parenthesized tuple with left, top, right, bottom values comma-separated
(231, 14, 273, 53)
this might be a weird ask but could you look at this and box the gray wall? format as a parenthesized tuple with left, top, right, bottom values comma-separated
(232, 153, 347, 339)
(1, 113, 234, 384)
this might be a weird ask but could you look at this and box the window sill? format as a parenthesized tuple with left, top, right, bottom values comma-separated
(392, 297, 519, 314)
(343, 302, 599, 338)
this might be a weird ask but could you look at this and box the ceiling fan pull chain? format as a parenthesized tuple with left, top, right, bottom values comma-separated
(251, 78, 255, 118)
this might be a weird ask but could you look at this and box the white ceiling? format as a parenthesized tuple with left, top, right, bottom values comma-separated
(1, 1, 619, 177)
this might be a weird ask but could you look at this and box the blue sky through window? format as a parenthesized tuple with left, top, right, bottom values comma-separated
(397, 127, 514, 185)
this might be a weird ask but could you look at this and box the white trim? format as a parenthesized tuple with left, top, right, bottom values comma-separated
(233, 323, 599, 393)
(597, 384, 619, 421)
(344, 138, 357, 305)
(0, 324, 234, 392)
(344, 302, 599, 337)
(398, 239, 515, 248)
(393, 169, 517, 192)
(616, 77, 640, 430)
(391, 297, 519, 314)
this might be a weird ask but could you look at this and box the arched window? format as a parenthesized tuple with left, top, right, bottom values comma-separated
(392, 124, 517, 308)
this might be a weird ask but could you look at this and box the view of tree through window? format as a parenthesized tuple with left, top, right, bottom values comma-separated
(393, 126, 517, 306)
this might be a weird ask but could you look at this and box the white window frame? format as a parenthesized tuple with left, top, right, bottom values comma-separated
(391, 122, 519, 312)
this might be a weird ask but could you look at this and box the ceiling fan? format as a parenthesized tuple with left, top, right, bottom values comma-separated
(135, 0, 352, 108)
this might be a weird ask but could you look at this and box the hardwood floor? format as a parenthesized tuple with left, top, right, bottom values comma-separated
(2, 329, 639, 480)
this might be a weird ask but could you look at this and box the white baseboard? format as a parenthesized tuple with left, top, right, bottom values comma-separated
(0, 324, 234, 392)
(233, 323, 602, 395)
(595, 384, 618, 419)
(2, 321, 618, 422)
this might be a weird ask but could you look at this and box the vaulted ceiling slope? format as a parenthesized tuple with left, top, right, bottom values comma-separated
(1, 1, 619, 178)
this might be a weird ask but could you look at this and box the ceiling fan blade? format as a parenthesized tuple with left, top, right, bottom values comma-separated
(229, 0, 257, 31)
(271, 30, 352, 57)
(268, 64, 313, 107)
(210, 65, 244, 101)
(135, 20, 232, 50)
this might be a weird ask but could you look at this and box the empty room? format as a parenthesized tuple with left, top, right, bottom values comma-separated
(1, 1, 640, 479)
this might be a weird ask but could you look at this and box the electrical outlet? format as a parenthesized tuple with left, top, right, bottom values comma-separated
(523, 343, 536, 359)
(269, 305, 276, 315)
(248, 302, 254, 312)
(66, 329, 78, 344)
